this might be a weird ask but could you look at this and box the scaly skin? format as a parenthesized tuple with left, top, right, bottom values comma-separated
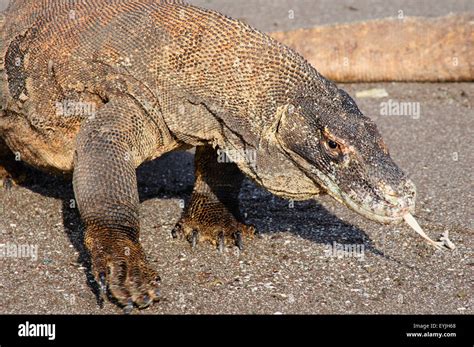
(0, 0, 416, 311)
(171, 145, 255, 250)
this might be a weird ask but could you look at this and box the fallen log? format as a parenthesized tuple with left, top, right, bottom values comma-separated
(270, 13, 473, 82)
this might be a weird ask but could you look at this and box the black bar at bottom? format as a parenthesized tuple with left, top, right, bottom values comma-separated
(0, 314, 471, 346)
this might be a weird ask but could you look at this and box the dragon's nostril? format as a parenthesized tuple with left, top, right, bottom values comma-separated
(378, 182, 398, 197)
(402, 179, 417, 197)
(386, 190, 397, 197)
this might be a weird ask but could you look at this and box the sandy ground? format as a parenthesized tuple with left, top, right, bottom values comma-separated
(0, 0, 472, 314)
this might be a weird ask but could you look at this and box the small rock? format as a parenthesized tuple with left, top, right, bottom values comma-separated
(456, 290, 467, 299)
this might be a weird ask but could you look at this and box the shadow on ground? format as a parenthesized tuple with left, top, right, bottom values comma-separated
(13, 150, 386, 304)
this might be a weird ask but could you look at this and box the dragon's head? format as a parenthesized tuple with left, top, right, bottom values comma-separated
(251, 87, 416, 224)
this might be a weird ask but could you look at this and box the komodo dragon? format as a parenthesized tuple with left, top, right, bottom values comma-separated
(0, 0, 417, 311)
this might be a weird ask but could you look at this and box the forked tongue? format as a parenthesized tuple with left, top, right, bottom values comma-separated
(403, 213, 456, 251)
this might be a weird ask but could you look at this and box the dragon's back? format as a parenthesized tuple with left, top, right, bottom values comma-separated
(0, 0, 326, 172)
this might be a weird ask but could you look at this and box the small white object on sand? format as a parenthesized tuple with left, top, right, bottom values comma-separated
(403, 213, 455, 251)
(355, 88, 389, 98)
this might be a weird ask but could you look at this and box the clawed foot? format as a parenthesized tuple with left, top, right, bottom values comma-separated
(86, 233, 161, 313)
(1, 174, 13, 190)
(0, 164, 27, 191)
(172, 215, 255, 252)
(0, 165, 15, 190)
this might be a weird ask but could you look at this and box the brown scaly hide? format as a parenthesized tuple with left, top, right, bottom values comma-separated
(270, 14, 474, 82)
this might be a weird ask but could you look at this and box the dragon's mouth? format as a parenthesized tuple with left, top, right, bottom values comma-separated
(310, 171, 415, 224)
(338, 191, 413, 224)
(275, 145, 416, 223)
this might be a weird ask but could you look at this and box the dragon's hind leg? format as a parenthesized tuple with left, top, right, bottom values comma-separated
(172, 145, 255, 251)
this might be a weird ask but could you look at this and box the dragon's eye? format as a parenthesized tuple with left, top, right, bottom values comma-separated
(321, 136, 342, 160)
(327, 140, 338, 149)
(320, 129, 343, 160)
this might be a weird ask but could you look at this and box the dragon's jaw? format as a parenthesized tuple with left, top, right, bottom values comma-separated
(309, 167, 417, 224)
(337, 190, 415, 224)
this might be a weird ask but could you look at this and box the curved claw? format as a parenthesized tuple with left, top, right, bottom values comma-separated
(234, 231, 243, 250)
(190, 229, 198, 249)
(171, 224, 181, 239)
(98, 272, 107, 298)
(2, 176, 13, 190)
(140, 295, 153, 309)
(154, 288, 161, 298)
(217, 232, 225, 253)
(123, 299, 134, 315)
